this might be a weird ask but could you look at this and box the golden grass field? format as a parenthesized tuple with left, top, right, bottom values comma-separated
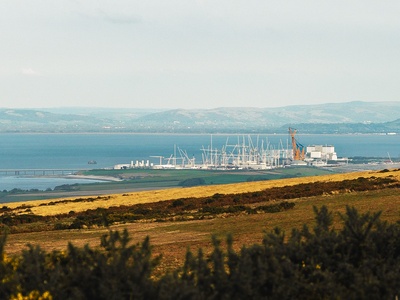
(3, 168, 400, 273)
(4, 168, 400, 216)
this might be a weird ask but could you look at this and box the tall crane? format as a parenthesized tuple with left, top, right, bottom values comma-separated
(289, 127, 305, 161)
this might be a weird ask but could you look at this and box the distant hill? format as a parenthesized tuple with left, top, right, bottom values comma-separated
(1, 101, 399, 133)
(0, 109, 112, 132)
(43, 107, 164, 121)
(135, 102, 400, 132)
(138, 101, 400, 124)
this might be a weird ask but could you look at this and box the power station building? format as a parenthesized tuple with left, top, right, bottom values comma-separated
(306, 145, 338, 161)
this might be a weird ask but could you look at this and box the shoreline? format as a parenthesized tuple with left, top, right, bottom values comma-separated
(0, 174, 122, 181)
(1, 163, 399, 204)
(6, 186, 173, 199)
(65, 174, 123, 182)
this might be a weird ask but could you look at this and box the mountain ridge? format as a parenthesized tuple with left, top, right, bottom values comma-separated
(1, 101, 399, 134)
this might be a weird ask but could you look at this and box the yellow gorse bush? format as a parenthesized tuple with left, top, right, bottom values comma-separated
(10, 290, 52, 300)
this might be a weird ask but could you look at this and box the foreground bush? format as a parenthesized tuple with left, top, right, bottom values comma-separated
(1, 205, 400, 299)
(1, 230, 160, 299)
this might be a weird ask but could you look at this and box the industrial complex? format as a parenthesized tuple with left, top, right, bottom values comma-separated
(114, 128, 348, 170)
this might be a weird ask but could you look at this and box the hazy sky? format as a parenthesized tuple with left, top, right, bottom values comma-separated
(1, 1, 400, 109)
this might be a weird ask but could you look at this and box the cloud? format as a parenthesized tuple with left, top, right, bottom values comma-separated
(21, 68, 40, 76)
(75, 9, 141, 25)
(100, 10, 141, 25)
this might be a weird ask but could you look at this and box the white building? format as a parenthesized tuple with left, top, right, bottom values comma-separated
(306, 145, 338, 162)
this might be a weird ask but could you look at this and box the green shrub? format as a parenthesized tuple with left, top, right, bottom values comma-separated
(54, 222, 70, 230)
(212, 193, 223, 200)
(132, 207, 152, 215)
(201, 206, 225, 214)
(179, 178, 206, 187)
(204, 198, 215, 204)
(233, 195, 241, 203)
(172, 199, 184, 207)
(256, 201, 295, 213)
(2, 206, 400, 299)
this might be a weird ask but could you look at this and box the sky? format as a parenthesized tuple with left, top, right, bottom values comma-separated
(1, 0, 400, 109)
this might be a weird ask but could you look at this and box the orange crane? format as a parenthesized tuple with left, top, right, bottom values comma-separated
(289, 127, 305, 161)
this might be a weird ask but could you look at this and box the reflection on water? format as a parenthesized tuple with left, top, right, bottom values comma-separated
(0, 176, 103, 191)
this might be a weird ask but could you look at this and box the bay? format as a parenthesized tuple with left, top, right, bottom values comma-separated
(0, 176, 104, 192)
(0, 133, 399, 191)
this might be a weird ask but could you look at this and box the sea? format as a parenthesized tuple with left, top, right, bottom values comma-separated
(0, 133, 399, 191)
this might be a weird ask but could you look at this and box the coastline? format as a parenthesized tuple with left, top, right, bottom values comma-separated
(1, 162, 398, 204)
(3, 168, 400, 216)
(65, 174, 123, 182)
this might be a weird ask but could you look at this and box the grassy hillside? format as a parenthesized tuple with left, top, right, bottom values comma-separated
(3, 167, 399, 216)
(2, 168, 400, 276)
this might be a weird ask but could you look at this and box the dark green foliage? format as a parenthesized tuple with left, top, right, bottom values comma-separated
(204, 198, 215, 204)
(257, 201, 296, 213)
(233, 195, 241, 203)
(54, 222, 70, 230)
(179, 178, 206, 187)
(0, 231, 18, 298)
(2, 206, 400, 299)
(212, 193, 223, 200)
(0, 213, 45, 226)
(8, 229, 161, 300)
(68, 217, 87, 229)
(53, 183, 80, 191)
(132, 206, 152, 215)
(0, 206, 10, 212)
(171, 199, 184, 207)
(167, 205, 400, 299)
(201, 206, 225, 214)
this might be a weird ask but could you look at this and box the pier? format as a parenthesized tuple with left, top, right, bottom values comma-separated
(0, 169, 89, 176)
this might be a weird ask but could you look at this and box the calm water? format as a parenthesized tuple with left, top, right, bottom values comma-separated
(0, 133, 399, 190)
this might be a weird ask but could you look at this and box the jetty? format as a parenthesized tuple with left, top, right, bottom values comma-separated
(0, 169, 88, 176)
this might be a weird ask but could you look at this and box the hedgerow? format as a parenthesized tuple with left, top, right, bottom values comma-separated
(1, 206, 400, 299)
